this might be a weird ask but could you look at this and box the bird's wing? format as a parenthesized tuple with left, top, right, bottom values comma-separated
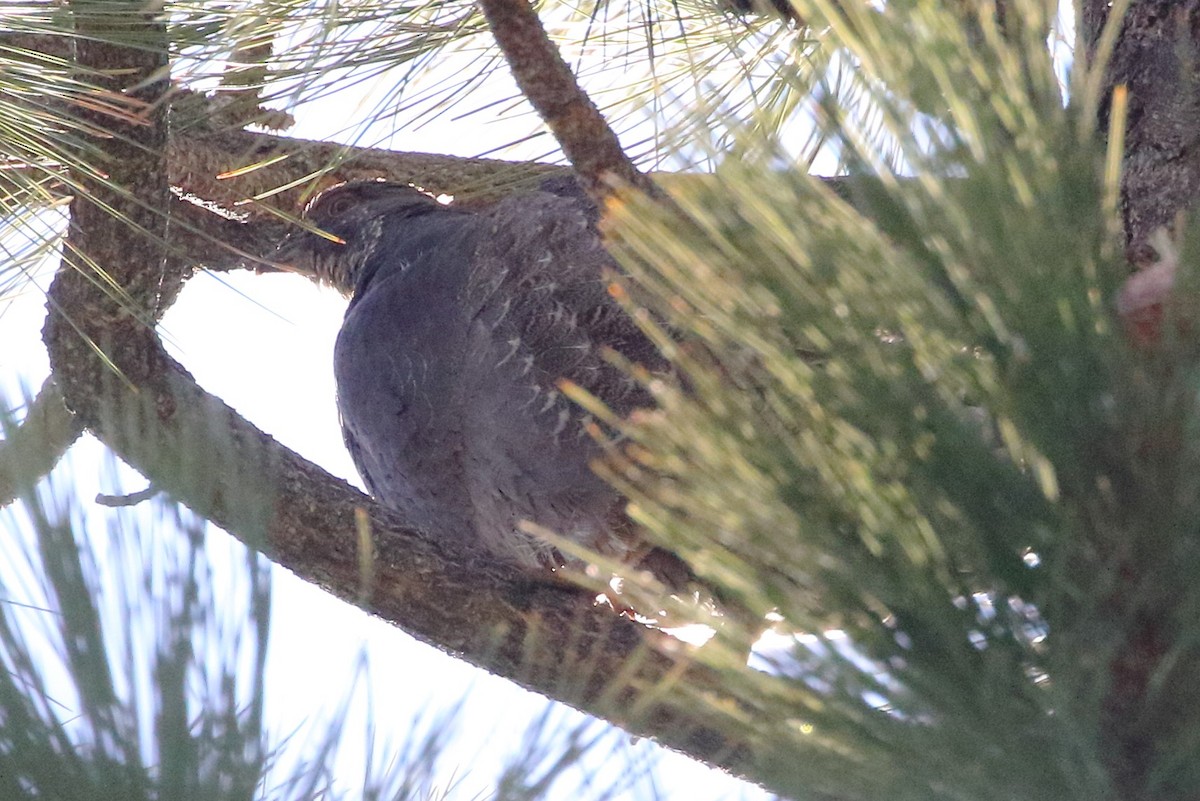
(333, 216, 480, 541)
(465, 191, 666, 423)
(457, 192, 667, 565)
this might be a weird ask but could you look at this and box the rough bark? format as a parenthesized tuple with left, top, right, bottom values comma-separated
(1087, 2, 1200, 253)
(476, 0, 656, 204)
(166, 125, 569, 219)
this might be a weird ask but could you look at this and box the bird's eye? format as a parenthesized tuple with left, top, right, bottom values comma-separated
(324, 193, 356, 217)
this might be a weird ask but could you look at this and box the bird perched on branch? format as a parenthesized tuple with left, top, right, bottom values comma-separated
(278, 179, 681, 582)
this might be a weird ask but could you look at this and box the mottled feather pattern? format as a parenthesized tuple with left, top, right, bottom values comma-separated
(467, 192, 666, 433)
(282, 181, 668, 571)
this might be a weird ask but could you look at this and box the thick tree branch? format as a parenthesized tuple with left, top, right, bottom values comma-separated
(6, 125, 571, 279)
(168, 126, 568, 217)
(476, 0, 655, 204)
(48, 331, 770, 781)
(6, 129, 567, 219)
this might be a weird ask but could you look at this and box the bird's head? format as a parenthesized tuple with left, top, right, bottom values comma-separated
(276, 180, 446, 294)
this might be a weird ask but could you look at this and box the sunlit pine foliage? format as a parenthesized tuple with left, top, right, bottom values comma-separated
(586, 0, 1200, 798)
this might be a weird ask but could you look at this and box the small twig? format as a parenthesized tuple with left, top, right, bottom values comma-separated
(95, 485, 160, 507)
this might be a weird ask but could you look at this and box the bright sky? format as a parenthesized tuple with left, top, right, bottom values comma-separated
(0, 30, 770, 800)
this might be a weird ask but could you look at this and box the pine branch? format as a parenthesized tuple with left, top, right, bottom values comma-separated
(476, 0, 656, 204)
(166, 125, 569, 215)
(45, 318, 759, 783)
(4, 124, 571, 280)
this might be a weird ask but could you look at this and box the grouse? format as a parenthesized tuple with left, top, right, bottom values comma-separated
(279, 180, 675, 576)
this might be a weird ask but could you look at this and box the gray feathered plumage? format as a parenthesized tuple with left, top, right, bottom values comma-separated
(281, 180, 668, 571)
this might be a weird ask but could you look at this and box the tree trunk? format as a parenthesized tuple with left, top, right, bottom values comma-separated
(1086, 1, 1200, 253)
